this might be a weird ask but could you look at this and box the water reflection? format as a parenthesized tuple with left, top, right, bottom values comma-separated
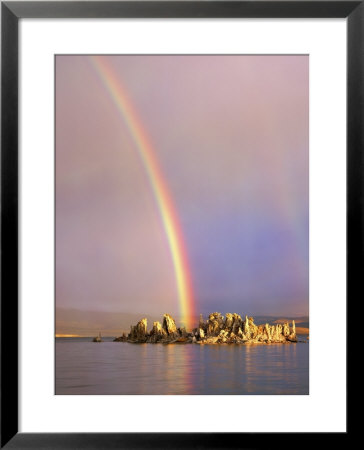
(56, 340, 309, 395)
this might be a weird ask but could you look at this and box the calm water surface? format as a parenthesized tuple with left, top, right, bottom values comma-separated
(56, 338, 309, 395)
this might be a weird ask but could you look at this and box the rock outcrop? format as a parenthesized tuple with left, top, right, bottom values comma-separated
(206, 312, 224, 336)
(287, 320, 297, 342)
(113, 313, 298, 344)
(148, 321, 167, 343)
(163, 313, 179, 340)
(113, 332, 127, 342)
(129, 318, 148, 342)
(196, 314, 297, 344)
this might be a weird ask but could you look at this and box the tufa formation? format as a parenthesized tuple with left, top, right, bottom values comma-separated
(112, 313, 298, 344)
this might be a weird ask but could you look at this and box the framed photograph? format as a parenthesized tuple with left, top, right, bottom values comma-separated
(1, 1, 354, 447)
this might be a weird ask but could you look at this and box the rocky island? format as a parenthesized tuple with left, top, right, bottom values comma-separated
(113, 312, 298, 344)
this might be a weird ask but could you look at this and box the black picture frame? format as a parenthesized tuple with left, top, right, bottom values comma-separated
(1, 1, 354, 447)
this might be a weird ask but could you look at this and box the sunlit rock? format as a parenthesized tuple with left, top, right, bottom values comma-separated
(264, 323, 271, 341)
(148, 321, 167, 343)
(123, 312, 302, 345)
(249, 317, 259, 338)
(283, 323, 290, 337)
(224, 313, 234, 330)
(287, 320, 297, 342)
(244, 315, 250, 336)
(207, 312, 224, 337)
(128, 318, 148, 342)
(161, 314, 181, 341)
(204, 336, 219, 344)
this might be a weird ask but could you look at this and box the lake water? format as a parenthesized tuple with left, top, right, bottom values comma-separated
(56, 338, 308, 395)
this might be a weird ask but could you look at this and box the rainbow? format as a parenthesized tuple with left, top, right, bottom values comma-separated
(89, 55, 196, 330)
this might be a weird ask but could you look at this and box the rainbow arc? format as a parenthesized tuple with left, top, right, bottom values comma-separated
(90, 56, 196, 330)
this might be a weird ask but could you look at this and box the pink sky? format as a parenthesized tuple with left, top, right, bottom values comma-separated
(56, 55, 308, 320)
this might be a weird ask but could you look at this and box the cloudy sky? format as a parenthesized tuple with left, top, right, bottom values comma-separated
(56, 55, 308, 324)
